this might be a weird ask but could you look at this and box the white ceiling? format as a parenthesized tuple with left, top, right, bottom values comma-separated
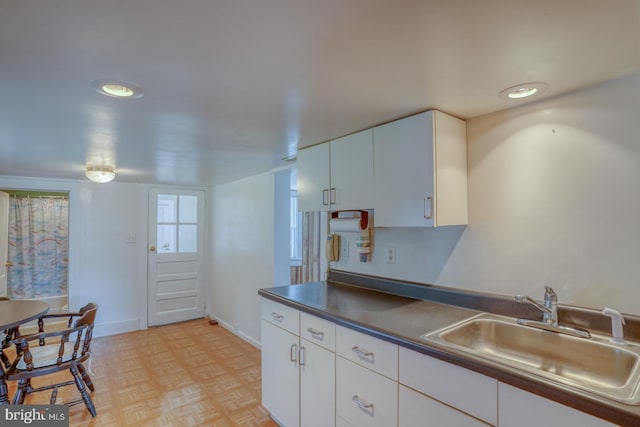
(1, 0, 639, 186)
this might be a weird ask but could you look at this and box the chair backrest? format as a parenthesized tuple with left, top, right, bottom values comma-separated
(74, 303, 98, 328)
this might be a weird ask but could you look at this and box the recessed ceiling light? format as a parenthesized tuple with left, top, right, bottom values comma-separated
(92, 79, 144, 99)
(499, 82, 547, 100)
(86, 166, 116, 183)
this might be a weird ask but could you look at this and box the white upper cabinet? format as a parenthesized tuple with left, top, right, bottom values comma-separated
(373, 110, 468, 227)
(329, 129, 374, 211)
(297, 143, 331, 212)
(297, 129, 374, 212)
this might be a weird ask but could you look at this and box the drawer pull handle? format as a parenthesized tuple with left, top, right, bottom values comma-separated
(307, 327, 324, 340)
(290, 344, 298, 364)
(270, 312, 284, 322)
(352, 395, 374, 412)
(352, 346, 374, 361)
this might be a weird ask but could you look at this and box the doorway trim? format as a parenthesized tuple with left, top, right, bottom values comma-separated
(146, 185, 208, 327)
(0, 176, 81, 310)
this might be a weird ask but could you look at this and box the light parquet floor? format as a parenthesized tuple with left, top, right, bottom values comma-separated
(6, 319, 279, 427)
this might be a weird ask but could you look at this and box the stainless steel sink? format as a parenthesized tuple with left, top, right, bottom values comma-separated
(421, 313, 640, 404)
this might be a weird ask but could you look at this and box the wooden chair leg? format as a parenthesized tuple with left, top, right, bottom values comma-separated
(70, 365, 96, 417)
(77, 363, 95, 392)
(12, 379, 28, 405)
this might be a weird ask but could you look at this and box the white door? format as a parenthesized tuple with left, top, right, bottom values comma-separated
(148, 189, 205, 326)
(0, 192, 8, 297)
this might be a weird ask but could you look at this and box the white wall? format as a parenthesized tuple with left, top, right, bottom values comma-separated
(77, 182, 147, 335)
(332, 74, 640, 316)
(208, 171, 277, 345)
(0, 177, 148, 337)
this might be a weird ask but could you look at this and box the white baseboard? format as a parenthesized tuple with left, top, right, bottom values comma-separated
(93, 318, 139, 338)
(208, 315, 261, 349)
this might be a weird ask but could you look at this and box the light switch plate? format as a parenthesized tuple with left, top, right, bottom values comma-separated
(341, 239, 349, 257)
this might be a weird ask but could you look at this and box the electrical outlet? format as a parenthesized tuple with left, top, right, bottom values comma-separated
(341, 239, 349, 258)
(125, 234, 137, 244)
(386, 246, 396, 264)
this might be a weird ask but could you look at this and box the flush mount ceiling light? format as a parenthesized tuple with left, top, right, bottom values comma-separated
(499, 82, 548, 100)
(86, 166, 116, 183)
(92, 79, 144, 99)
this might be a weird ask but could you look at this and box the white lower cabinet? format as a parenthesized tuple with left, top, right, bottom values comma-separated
(498, 383, 617, 427)
(300, 339, 335, 427)
(399, 347, 498, 425)
(399, 385, 490, 427)
(261, 299, 336, 427)
(261, 319, 300, 427)
(336, 356, 398, 427)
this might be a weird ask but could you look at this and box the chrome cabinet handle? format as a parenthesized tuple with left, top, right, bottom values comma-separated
(298, 346, 306, 366)
(352, 346, 374, 361)
(322, 189, 329, 206)
(330, 188, 336, 204)
(352, 395, 374, 412)
(424, 196, 433, 220)
(270, 312, 284, 322)
(290, 344, 298, 364)
(307, 327, 324, 340)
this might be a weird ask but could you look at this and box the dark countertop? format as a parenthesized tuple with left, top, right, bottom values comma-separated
(258, 275, 640, 427)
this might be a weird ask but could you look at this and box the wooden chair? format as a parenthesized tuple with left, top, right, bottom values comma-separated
(5, 303, 99, 417)
(1, 296, 13, 369)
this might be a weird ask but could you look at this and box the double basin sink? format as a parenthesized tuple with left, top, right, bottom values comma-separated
(421, 313, 640, 404)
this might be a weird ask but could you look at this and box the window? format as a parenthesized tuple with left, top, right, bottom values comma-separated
(157, 194, 198, 253)
(290, 170, 302, 266)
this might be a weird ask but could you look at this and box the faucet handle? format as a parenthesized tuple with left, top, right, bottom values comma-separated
(544, 286, 557, 302)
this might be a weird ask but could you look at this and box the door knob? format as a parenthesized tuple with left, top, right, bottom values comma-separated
(149, 246, 156, 252)
(5, 261, 13, 268)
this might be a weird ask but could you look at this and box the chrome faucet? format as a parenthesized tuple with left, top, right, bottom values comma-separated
(515, 286, 590, 339)
(515, 286, 558, 325)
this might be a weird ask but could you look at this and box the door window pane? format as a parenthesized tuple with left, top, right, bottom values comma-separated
(179, 195, 198, 223)
(157, 194, 177, 222)
(178, 225, 197, 253)
(157, 224, 176, 253)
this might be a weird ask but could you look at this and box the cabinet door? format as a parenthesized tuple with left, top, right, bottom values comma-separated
(399, 385, 490, 427)
(330, 129, 374, 211)
(261, 320, 300, 427)
(373, 111, 435, 227)
(297, 143, 330, 212)
(300, 339, 336, 427)
(498, 383, 616, 427)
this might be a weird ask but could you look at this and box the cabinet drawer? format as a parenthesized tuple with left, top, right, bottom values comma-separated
(498, 383, 616, 427)
(336, 356, 398, 427)
(399, 347, 497, 425)
(399, 385, 490, 427)
(261, 298, 299, 335)
(336, 325, 398, 380)
(300, 312, 336, 352)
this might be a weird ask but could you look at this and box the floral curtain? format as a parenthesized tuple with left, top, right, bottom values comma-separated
(7, 197, 69, 299)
